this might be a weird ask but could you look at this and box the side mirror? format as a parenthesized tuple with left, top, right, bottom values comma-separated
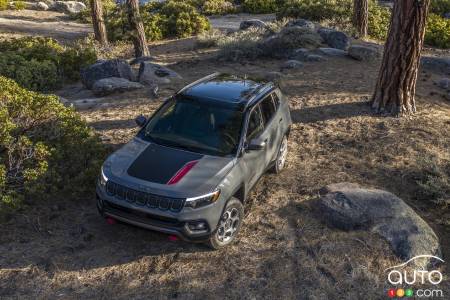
(246, 138, 267, 151)
(135, 115, 147, 127)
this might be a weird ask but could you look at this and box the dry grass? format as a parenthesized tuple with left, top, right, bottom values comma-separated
(1, 37, 449, 299)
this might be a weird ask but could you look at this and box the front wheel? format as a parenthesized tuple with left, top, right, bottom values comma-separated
(273, 135, 288, 174)
(207, 197, 244, 250)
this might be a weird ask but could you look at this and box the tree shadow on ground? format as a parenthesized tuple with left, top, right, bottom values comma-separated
(290, 101, 374, 124)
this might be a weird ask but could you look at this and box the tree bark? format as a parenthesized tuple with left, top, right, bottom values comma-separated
(126, 0, 150, 58)
(90, 0, 108, 46)
(371, 0, 431, 116)
(353, 0, 368, 38)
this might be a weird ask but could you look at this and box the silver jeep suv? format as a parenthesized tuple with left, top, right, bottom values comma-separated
(96, 73, 292, 249)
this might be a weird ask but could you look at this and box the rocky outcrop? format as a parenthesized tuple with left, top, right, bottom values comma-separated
(138, 62, 182, 85)
(282, 60, 303, 70)
(53, 1, 86, 14)
(286, 19, 315, 31)
(319, 28, 350, 50)
(92, 77, 144, 96)
(317, 47, 347, 57)
(319, 182, 441, 267)
(348, 45, 380, 61)
(239, 19, 268, 30)
(81, 59, 135, 89)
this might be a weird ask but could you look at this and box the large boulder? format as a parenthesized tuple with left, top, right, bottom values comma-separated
(282, 60, 303, 70)
(305, 54, 326, 62)
(319, 28, 350, 50)
(54, 1, 86, 14)
(138, 62, 182, 85)
(286, 19, 315, 31)
(81, 59, 135, 89)
(348, 45, 380, 61)
(421, 56, 450, 75)
(319, 183, 441, 267)
(36, 1, 49, 10)
(92, 77, 144, 96)
(239, 19, 268, 30)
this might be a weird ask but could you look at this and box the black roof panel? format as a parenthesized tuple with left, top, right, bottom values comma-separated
(179, 74, 270, 104)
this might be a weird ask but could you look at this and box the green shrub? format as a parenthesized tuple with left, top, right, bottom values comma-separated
(202, 0, 236, 15)
(425, 13, 450, 49)
(242, 0, 277, 14)
(11, 0, 26, 10)
(70, 0, 117, 24)
(431, 0, 450, 16)
(107, 1, 210, 42)
(0, 37, 97, 91)
(277, 0, 351, 22)
(0, 0, 8, 10)
(368, 1, 391, 40)
(414, 156, 450, 207)
(0, 77, 107, 218)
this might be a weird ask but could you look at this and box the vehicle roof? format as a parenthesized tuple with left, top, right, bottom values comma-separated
(177, 73, 274, 110)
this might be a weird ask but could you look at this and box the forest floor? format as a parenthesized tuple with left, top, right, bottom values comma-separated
(1, 9, 450, 300)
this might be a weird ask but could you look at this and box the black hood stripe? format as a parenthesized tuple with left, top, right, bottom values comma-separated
(127, 143, 203, 184)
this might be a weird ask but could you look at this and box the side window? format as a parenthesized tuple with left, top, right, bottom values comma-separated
(260, 94, 276, 126)
(246, 105, 264, 140)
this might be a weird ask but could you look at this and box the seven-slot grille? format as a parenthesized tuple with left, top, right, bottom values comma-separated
(106, 181, 185, 212)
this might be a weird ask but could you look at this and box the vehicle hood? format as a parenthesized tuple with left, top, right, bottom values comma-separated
(103, 138, 235, 198)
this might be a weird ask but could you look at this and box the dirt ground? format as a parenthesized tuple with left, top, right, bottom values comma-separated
(1, 9, 450, 300)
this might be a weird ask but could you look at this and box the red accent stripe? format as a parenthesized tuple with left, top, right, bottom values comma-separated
(167, 160, 199, 185)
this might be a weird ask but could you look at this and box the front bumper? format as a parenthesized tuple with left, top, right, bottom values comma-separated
(96, 184, 223, 242)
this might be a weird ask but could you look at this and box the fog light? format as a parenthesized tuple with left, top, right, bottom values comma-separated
(188, 221, 207, 231)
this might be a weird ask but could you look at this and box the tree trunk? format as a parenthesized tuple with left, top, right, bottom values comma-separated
(90, 0, 108, 46)
(371, 0, 431, 116)
(126, 0, 150, 58)
(353, 0, 368, 38)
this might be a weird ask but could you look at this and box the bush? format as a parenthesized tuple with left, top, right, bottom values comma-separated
(431, 0, 450, 16)
(107, 1, 210, 42)
(0, 37, 97, 91)
(414, 156, 450, 207)
(0, 0, 8, 10)
(201, 0, 235, 15)
(367, 1, 391, 40)
(277, 0, 351, 22)
(0, 77, 107, 218)
(242, 0, 277, 14)
(11, 0, 26, 10)
(425, 13, 450, 49)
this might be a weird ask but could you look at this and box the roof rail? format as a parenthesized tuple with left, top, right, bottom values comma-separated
(176, 72, 221, 94)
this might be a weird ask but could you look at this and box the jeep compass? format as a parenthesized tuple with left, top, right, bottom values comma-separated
(96, 73, 292, 249)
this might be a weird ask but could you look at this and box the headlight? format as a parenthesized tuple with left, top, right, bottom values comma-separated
(99, 167, 108, 187)
(185, 190, 220, 209)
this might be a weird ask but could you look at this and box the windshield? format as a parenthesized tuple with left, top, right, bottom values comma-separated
(142, 98, 244, 156)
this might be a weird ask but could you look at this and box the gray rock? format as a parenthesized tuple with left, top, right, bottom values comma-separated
(239, 19, 267, 30)
(421, 56, 450, 75)
(444, 12, 450, 19)
(286, 19, 315, 30)
(92, 77, 144, 96)
(282, 60, 303, 70)
(289, 48, 309, 60)
(54, 1, 86, 14)
(437, 78, 450, 90)
(348, 45, 380, 61)
(317, 47, 347, 57)
(326, 31, 350, 50)
(36, 1, 49, 10)
(319, 182, 441, 267)
(81, 59, 135, 89)
(138, 62, 182, 85)
(305, 54, 326, 62)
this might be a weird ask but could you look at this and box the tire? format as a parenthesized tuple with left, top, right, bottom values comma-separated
(207, 197, 244, 250)
(273, 135, 288, 174)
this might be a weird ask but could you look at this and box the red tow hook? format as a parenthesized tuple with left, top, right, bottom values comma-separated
(106, 217, 117, 225)
(168, 235, 179, 241)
